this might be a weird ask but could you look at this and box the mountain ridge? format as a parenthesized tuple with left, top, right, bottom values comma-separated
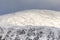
(0, 9, 60, 28)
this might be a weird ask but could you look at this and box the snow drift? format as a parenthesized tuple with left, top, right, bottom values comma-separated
(0, 9, 60, 28)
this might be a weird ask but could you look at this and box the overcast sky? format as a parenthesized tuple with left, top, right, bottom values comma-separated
(0, 0, 60, 15)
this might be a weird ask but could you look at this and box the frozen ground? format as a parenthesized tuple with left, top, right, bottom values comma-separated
(0, 25, 60, 40)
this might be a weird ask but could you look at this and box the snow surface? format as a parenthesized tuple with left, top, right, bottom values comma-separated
(0, 9, 60, 40)
(0, 9, 60, 28)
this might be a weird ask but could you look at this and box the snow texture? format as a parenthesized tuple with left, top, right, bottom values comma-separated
(0, 25, 60, 40)
(0, 9, 60, 28)
(0, 9, 60, 40)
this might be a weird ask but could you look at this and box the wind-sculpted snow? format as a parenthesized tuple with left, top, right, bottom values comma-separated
(0, 26, 60, 40)
(0, 9, 60, 28)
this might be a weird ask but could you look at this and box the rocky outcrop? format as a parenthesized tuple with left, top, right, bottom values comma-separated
(0, 26, 60, 40)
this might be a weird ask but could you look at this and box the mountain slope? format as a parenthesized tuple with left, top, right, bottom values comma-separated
(0, 9, 60, 28)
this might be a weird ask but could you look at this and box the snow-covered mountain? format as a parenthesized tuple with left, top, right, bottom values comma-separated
(0, 9, 60, 28)
(0, 9, 60, 40)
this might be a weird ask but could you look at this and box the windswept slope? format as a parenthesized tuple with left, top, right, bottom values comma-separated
(0, 9, 60, 28)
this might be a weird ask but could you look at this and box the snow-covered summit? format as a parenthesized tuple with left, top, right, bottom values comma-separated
(0, 9, 60, 28)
